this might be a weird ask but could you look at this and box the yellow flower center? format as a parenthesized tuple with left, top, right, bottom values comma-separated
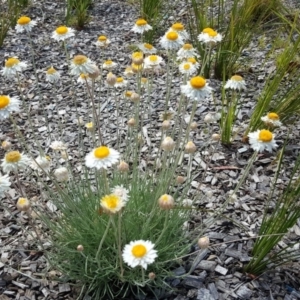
(0, 96, 10, 109)
(144, 43, 153, 49)
(5, 58, 20, 68)
(102, 194, 120, 209)
(202, 27, 214, 34)
(183, 44, 193, 50)
(187, 57, 197, 64)
(166, 31, 179, 41)
(231, 75, 243, 81)
(73, 55, 88, 65)
(5, 151, 21, 163)
(149, 55, 158, 62)
(47, 67, 56, 74)
(98, 35, 107, 41)
(132, 244, 147, 258)
(136, 19, 147, 26)
(18, 198, 27, 205)
(160, 194, 169, 202)
(94, 146, 110, 159)
(56, 26, 68, 35)
(117, 77, 124, 83)
(183, 64, 191, 70)
(125, 91, 133, 97)
(172, 23, 184, 31)
(258, 130, 273, 142)
(208, 30, 217, 37)
(80, 73, 89, 79)
(190, 76, 206, 89)
(267, 112, 279, 120)
(105, 60, 113, 65)
(17, 16, 31, 25)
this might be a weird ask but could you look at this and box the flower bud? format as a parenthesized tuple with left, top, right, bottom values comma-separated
(176, 176, 185, 184)
(127, 118, 136, 127)
(17, 197, 30, 212)
(212, 133, 220, 141)
(130, 92, 140, 103)
(85, 122, 94, 132)
(54, 167, 69, 182)
(162, 120, 170, 130)
(118, 161, 129, 172)
(88, 65, 100, 79)
(204, 113, 214, 123)
(77, 245, 84, 252)
(158, 194, 174, 210)
(132, 52, 144, 65)
(198, 236, 210, 249)
(60, 150, 69, 160)
(161, 136, 175, 151)
(148, 272, 156, 280)
(185, 141, 196, 154)
(106, 72, 117, 86)
(1, 140, 11, 150)
(190, 122, 198, 130)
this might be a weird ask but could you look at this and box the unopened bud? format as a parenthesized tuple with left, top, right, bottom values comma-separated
(190, 122, 198, 130)
(132, 52, 144, 65)
(162, 120, 170, 130)
(85, 122, 94, 132)
(176, 176, 185, 184)
(185, 141, 196, 154)
(106, 72, 117, 86)
(16, 197, 31, 212)
(148, 272, 156, 280)
(1, 140, 11, 150)
(77, 245, 84, 252)
(158, 194, 174, 210)
(198, 236, 210, 249)
(161, 136, 175, 151)
(60, 150, 69, 160)
(212, 133, 220, 141)
(127, 118, 136, 127)
(88, 65, 100, 79)
(130, 92, 140, 103)
(118, 161, 129, 172)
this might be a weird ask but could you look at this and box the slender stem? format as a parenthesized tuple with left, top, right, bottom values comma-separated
(117, 211, 124, 279)
(96, 217, 111, 261)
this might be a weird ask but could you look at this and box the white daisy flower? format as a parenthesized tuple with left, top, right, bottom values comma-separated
(224, 75, 246, 91)
(160, 31, 184, 50)
(248, 129, 278, 153)
(0, 95, 21, 120)
(177, 44, 199, 60)
(54, 167, 69, 182)
(70, 55, 97, 76)
(30, 155, 51, 172)
(102, 60, 118, 70)
(144, 55, 164, 69)
(111, 185, 129, 202)
(179, 61, 197, 76)
(186, 57, 200, 69)
(261, 112, 282, 127)
(85, 146, 120, 170)
(198, 27, 222, 45)
(132, 19, 152, 34)
(124, 66, 134, 77)
(0, 173, 11, 197)
(1, 151, 30, 173)
(1, 57, 27, 79)
(50, 141, 67, 151)
(96, 35, 110, 48)
(77, 73, 92, 85)
(45, 66, 61, 83)
(15, 16, 37, 33)
(100, 193, 125, 214)
(122, 240, 157, 270)
(114, 77, 128, 88)
(167, 23, 189, 40)
(181, 76, 213, 101)
(52, 26, 75, 41)
(138, 43, 157, 54)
